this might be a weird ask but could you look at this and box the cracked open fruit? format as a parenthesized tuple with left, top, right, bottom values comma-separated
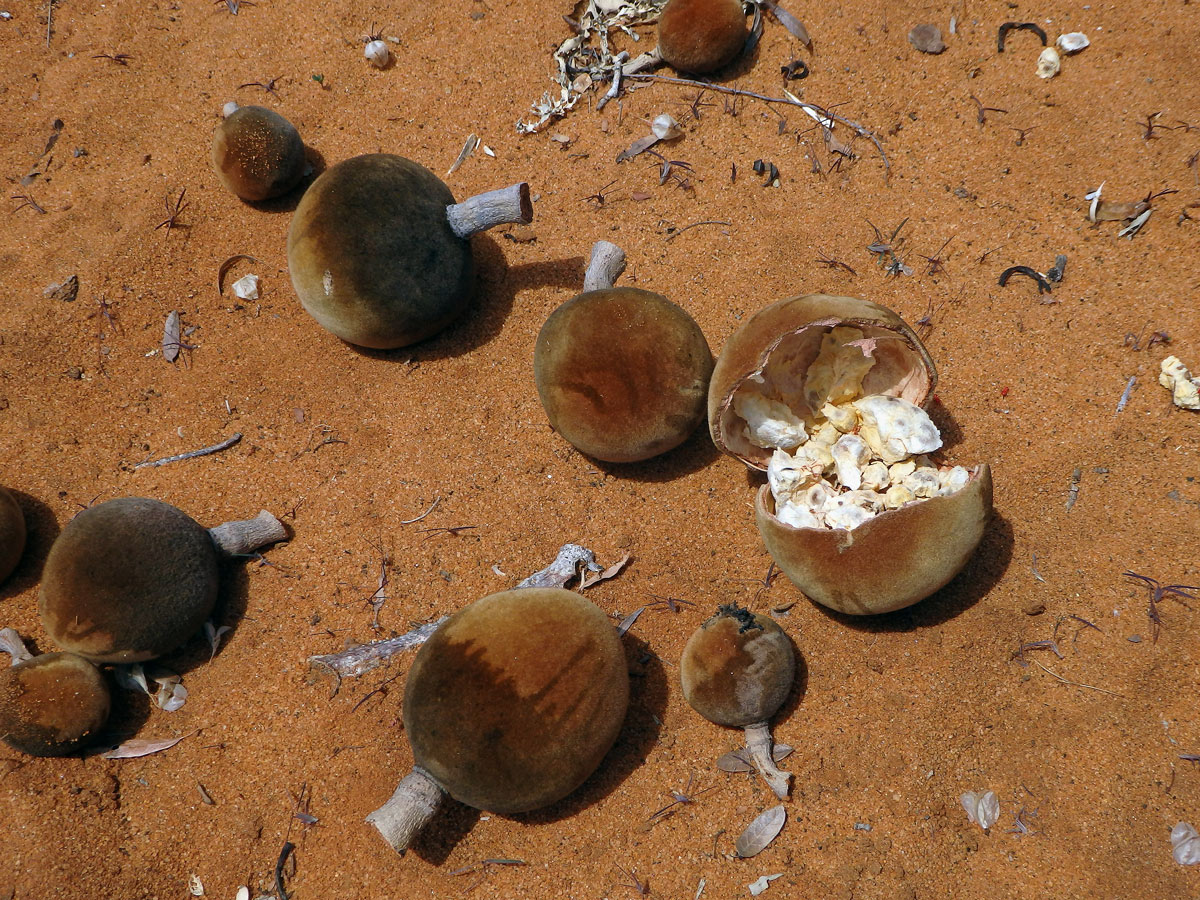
(534, 241, 713, 462)
(708, 294, 992, 615)
(39, 498, 288, 663)
(657, 0, 749, 74)
(0, 652, 111, 757)
(211, 105, 306, 202)
(0, 485, 25, 584)
(288, 153, 532, 349)
(680, 604, 794, 798)
(367, 587, 629, 852)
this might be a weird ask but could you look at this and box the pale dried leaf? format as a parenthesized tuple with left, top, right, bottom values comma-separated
(736, 805, 786, 857)
(762, 0, 811, 49)
(580, 553, 630, 589)
(650, 114, 682, 140)
(102, 732, 192, 759)
(960, 789, 1000, 829)
(44, 274, 79, 303)
(616, 606, 644, 637)
(189, 874, 204, 896)
(205, 621, 232, 662)
(0, 628, 34, 665)
(235, 887, 250, 900)
(113, 663, 151, 694)
(163, 310, 181, 362)
(447, 133, 479, 175)
(155, 679, 187, 712)
(617, 133, 661, 163)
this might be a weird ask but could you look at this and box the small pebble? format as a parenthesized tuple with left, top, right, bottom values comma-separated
(1023, 599, 1046, 616)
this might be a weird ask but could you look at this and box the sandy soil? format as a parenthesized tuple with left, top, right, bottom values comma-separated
(2, 0, 1199, 897)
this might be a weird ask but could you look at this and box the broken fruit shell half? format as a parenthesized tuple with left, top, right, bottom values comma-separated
(709, 294, 992, 615)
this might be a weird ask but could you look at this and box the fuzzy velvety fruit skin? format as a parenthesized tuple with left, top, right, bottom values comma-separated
(211, 106, 305, 202)
(708, 294, 937, 470)
(0, 485, 25, 584)
(757, 465, 993, 615)
(534, 287, 714, 462)
(658, 0, 748, 73)
(403, 588, 629, 815)
(288, 154, 474, 350)
(39, 498, 219, 663)
(0, 652, 111, 756)
(680, 605, 794, 727)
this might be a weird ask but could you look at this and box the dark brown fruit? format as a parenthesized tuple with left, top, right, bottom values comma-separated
(0, 653, 111, 757)
(534, 287, 713, 462)
(680, 604, 794, 727)
(657, 0, 748, 74)
(288, 153, 473, 349)
(211, 105, 305, 202)
(0, 485, 25, 584)
(39, 498, 219, 663)
(404, 588, 629, 815)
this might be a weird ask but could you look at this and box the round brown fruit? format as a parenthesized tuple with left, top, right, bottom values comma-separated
(657, 0, 749, 74)
(0, 652, 111, 757)
(211, 105, 306, 202)
(534, 287, 713, 462)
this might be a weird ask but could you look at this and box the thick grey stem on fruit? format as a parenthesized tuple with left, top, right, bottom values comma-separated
(583, 241, 627, 292)
(623, 47, 663, 76)
(745, 720, 791, 800)
(446, 183, 533, 239)
(0, 628, 34, 665)
(208, 510, 289, 557)
(367, 766, 446, 853)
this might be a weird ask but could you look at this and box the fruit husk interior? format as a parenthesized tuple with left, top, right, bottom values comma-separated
(679, 605, 794, 727)
(534, 287, 714, 463)
(756, 464, 993, 615)
(708, 294, 936, 470)
(287, 153, 473, 350)
(38, 497, 220, 663)
(0, 485, 26, 584)
(403, 588, 629, 815)
(657, 0, 748, 74)
(0, 652, 111, 757)
(211, 105, 305, 202)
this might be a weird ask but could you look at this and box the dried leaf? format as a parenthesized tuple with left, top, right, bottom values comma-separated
(762, 0, 811, 49)
(617, 133, 661, 163)
(44, 274, 79, 303)
(717, 744, 794, 773)
(631, 191, 652, 201)
(231, 274, 259, 301)
(0, 628, 34, 665)
(651, 114, 682, 140)
(153, 675, 187, 712)
(737, 805, 786, 857)
(909, 24, 946, 54)
(205, 621, 232, 662)
(447, 133, 479, 175)
(961, 789, 1000, 829)
(615, 606, 644, 637)
(217, 254, 258, 296)
(113, 663, 151, 694)
(102, 732, 192, 759)
(581, 553, 630, 589)
(235, 888, 250, 900)
(163, 310, 181, 363)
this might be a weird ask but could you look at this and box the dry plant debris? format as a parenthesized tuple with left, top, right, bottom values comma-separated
(736, 804, 786, 857)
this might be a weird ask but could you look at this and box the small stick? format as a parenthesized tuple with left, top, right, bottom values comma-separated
(998, 265, 1051, 294)
(1065, 467, 1082, 511)
(274, 841, 295, 900)
(399, 496, 440, 525)
(445, 183, 533, 239)
(625, 73, 891, 182)
(597, 51, 629, 111)
(134, 433, 242, 469)
(665, 220, 732, 242)
(307, 618, 448, 685)
(583, 240, 627, 291)
(1029, 659, 1125, 698)
(1115, 376, 1136, 415)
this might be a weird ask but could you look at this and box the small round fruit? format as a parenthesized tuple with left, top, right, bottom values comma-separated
(39, 498, 219, 663)
(657, 0, 749, 74)
(211, 105, 306, 202)
(680, 604, 794, 728)
(0, 485, 25, 584)
(0, 652, 111, 757)
(403, 587, 629, 815)
(534, 288, 714, 462)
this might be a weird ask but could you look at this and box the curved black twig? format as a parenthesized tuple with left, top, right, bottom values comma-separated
(998, 265, 1051, 294)
(998, 22, 1048, 53)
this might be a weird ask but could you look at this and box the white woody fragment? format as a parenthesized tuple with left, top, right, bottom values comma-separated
(823, 493, 876, 530)
(735, 393, 809, 449)
(804, 327, 876, 411)
(1159, 356, 1200, 409)
(853, 395, 943, 464)
(938, 466, 971, 496)
(1056, 32, 1090, 53)
(831, 433, 871, 490)
(1085, 182, 1104, 223)
(767, 449, 816, 500)
(884, 483, 915, 509)
(903, 467, 942, 499)
(776, 497, 823, 530)
(861, 462, 890, 492)
(1036, 47, 1060, 79)
(888, 460, 917, 484)
(821, 401, 858, 433)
